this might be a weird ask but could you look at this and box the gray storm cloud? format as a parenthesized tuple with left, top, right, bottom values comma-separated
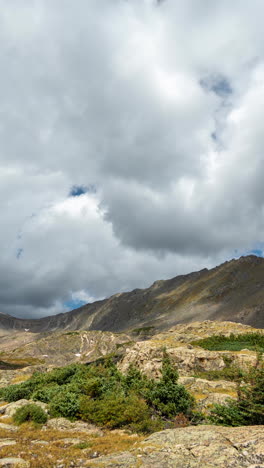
(0, 0, 263, 317)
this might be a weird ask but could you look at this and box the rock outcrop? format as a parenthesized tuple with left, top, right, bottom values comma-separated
(118, 321, 260, 377)
(90, 425, 264, 467)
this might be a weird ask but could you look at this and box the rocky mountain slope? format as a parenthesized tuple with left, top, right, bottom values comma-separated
(1, 255, 264, 334)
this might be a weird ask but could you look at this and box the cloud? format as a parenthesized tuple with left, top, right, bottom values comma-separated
(0, 0, 263, 317)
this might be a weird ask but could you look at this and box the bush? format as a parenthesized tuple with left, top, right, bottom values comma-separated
(49, 391, 80, 419)
(13, 404, 47, 425)
(32, 384, 60, 403)
(80, 392, 153, 431)
(145, 353, 195, 418)
(209, 364, 264, 426)
(0, 383, 32, 402)
(0, 354, 196, 433)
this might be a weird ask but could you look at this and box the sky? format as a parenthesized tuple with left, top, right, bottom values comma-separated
(0, 0, 264, 318)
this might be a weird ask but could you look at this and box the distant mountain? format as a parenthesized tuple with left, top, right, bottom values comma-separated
(1, 255, 264, 333)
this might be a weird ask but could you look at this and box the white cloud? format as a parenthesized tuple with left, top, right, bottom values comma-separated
(0, 0, 263, 317)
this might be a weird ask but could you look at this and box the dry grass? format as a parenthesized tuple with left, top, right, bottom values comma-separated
(11, 374, 32, 384)
(192, 388, 237, 401)
(192, 392, 208, 401)
(0, 416, 13, 424)
(0, 423, 144, 467)
(0, 356, 44, 366)
(209, 388, 237, 397)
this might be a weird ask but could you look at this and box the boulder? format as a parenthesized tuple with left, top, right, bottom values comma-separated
(45, 418, 102, 435)
(0, 423, 18, 432)
(0, 440, 16, 448)
(0, 400, 47, 418)
(0, 459, 29, 468)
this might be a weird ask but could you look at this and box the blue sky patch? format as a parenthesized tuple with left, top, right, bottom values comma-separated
(250, 249, 263, 257)
(64, 298, 87, 311)
(69, 185, 88, 197)
(200, 74, 232, 98)
(69, 184, 96, 197)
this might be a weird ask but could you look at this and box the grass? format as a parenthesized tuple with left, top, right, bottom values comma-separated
(115, 341, 134, 349)
(132, 327, 155, 335)
(0, 424, 144, 468)
(11, 374, 32, 385)
(0, 357, 44, 367)
(191, 333, 264, 352)
(192, 367, 244, 382)
(0, 360, 26, 370)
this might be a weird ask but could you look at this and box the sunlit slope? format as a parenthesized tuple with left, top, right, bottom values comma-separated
(0, 255, 263, 333)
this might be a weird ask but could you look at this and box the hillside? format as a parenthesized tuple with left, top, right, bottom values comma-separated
(0, 255, 263, 334)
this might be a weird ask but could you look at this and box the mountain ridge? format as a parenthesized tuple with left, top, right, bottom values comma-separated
(1, 254, 264, 333)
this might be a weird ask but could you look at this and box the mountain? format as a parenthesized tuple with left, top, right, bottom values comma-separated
(1, 255, 264, 333)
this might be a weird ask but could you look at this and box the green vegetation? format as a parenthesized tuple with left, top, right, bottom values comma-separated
(13, 404, 48, 425)
(49, 391, 80, 419)
(0, 357, 44, 369)
(132, 327, 155, 336)
(192, 366, 244, 382)
(145, 354, 194, 418)
(209, 364, 264, 426)
(0, 353, 195, 433)
(73, 442, 91, 450)
(115, 341, 134, 349)
(192, 333, 264, 352)
(0, 360, 25, 370)
(63, 331, 80, 336)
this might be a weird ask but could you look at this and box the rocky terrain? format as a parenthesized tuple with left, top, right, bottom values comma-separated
(0, 320, 262, 406)
(0, 256, 263, 467)
(90, 425, 264, 468)
(0, 255, 264, 334)
(0, 320, 263, 466)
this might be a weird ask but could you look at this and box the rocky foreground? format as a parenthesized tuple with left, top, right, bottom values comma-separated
(0, 320, 263, 467)
(90, 425, 264, 468)
(0, 413, 263, 467)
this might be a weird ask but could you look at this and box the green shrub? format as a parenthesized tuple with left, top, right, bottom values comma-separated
(32, 384, 60, 403)
(145, 353, 195, 418)
(192, 333, 264, 352)
(13, 404, 47, 425)
(209, 365, 264, 426)
(123, 365, 152, 395)
(0, 354, 196, 433)
(0, 383, 32, 402)
(80, 392, 153, 431)
(49, 391, 80, 419)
